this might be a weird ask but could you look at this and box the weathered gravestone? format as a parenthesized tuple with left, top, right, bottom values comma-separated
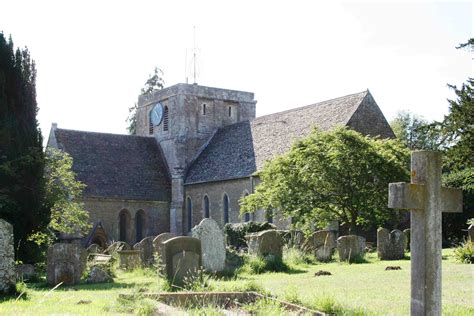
(153, 233, 173, 263)
(312, 230, 336, 262)
(0, 219, 16, 293)
(47, 243, 87, 286)
(16, 264, 36, 281)
(389, 151, 462, 316)
(403, 228, 411, 250)
(377, 228, 406, 260)
(117, 250, 141, 270)
(246, 230, 283, 258)
(163, 236, 202, 287)
(133, 236, 155, 267)
(192, 218, 225, 272)
(105, 241, 131, 255)
(336, 235, 365, 262)
(468, 225, 474, 242)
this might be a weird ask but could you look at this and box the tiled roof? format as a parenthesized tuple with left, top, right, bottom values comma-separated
(185, 91, 375, 184)
(54, 129, 171, 201)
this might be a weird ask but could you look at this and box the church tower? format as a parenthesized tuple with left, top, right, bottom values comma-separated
(135, 83, 257, 234)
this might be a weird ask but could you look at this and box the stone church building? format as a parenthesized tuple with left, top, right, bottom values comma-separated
(47, 83, 394, 247)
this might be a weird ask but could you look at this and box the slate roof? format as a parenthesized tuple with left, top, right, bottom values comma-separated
(53, 129, 171, 201)
(185, 91, 371, 184)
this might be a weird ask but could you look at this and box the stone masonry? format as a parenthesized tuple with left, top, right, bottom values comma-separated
(47, 243, 87, 286)
(0, 219, 16, 294)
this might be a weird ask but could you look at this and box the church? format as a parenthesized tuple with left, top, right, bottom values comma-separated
(46, 83, 394, 247)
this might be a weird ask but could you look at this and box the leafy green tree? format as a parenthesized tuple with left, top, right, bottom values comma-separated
(241, 127, 410, 234)
(0, 33, 48, 261)
(390, 111, 440, 150)
(126, 67, 165, 134)
(30, 148, 90, 246)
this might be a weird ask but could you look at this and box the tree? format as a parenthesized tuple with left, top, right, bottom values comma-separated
(0, 33, 48, 261)
(241, 127, 410, 234)
(30, 148, 90, 247)
(389, 111, 440, 150)
(126, 67, 165, 134)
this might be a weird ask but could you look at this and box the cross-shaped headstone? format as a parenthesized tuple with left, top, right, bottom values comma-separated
(388, 151, 462, 316)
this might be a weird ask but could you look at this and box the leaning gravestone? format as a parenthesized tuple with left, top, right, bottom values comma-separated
(163, 236, 202, 287)
(192, 218, 225, 272)
(246, 230, 283, 258)
(47, 243, 87, 286)
(0, 219, 16, 294)
(105, 241, 131, 255)
(389, 151, 462, 316)
(468, 225, 474, 242)
(403, 228, 411, 250)
(312, 230, 336, 262)
(133, 236, 155, 267)
(377, 228, 406, 260)
(153, 233, 173, 263)
(117, 250, 141, 270)
(336, 235, 365, 262)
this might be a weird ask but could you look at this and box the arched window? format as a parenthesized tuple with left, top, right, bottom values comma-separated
(223, 194, 229, 224)
(228, 106, 232, 117)
(202, 103, 206, 115)
(135, 210, 146, 242)
(187, 197, 193, 232)
(203, 195, 210, 218)
(148, 110, 154, 135)
(163, 106, 169, 131)
(119, 209, 131, 243)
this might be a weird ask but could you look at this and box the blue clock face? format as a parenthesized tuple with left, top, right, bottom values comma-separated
(150, 102, 164, 126)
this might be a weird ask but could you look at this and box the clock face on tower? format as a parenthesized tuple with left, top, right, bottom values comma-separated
(150, 102, 164, 126)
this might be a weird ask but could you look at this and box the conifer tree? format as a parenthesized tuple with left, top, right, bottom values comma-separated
(0, 33, 48, 261)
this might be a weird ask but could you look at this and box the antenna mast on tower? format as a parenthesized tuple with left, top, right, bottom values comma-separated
(185, 26, 200, 85)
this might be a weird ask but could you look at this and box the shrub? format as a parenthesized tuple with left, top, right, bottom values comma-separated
(283, 245, 315, 266)
(240, 254, 289, 274)
(15, 280, 30, 300)
(224, 221, 276, 249)
(454, 240, 474, 264)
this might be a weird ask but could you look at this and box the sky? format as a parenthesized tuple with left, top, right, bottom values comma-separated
(1, 1, 472, 141)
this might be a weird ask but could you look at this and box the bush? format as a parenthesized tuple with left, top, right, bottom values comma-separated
(283, 245, 315, 266)
(454, 240, 474, 264)
(224, 221, 276, 249)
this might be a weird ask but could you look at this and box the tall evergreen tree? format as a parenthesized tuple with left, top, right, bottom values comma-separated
(0, 33, 48, 262)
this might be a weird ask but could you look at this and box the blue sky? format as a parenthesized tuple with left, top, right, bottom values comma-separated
(0, 1, 472, 138)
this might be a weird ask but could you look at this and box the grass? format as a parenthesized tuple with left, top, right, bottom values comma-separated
(0, 249, 472, 315)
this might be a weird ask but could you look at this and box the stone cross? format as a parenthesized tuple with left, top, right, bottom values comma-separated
(388, 151, 462, 316)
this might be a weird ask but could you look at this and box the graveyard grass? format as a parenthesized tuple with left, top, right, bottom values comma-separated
(0, 249, 472, 315)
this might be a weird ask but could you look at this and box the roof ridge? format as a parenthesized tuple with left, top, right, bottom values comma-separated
(253, 90, 368, 122)
(56, 128, 153, 139)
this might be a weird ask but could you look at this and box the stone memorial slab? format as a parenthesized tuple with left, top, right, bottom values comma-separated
(153, 233, 173, 263)
(377, 228, 406, 260)
(192, 218, 226, 272)
(105, 241, 131, 255)
(0, 219, 16, 293)
(117, 250, 141, 270)
(246, 230, 283, 258)
(133, 236, 155, 267)
(163, 236, 202, 286)
(388, 151, 462, 316)
(336, 235, 365, 262)
(47, 243, 87, 286)
(312, 230, 336, 262)
(403, 228, 411, 250)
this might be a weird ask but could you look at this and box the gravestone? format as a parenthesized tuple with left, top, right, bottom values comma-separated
(312, 230, 336, 262)
(246, 230, 283, 258)
(105, 241, 131, 255)
(192, 218, 225, 272)
(377, 228, 406, 260)
(86, 266, 113, 283)
(133, 236, 155, 267)
(47, 243, 87, 286)
(153, 233, 173, 263)
(403, 228, 411, 250)
(388, 151, 462, 316)
(0, 219, 16, 293)
(336, 235, 365, 262)
(163, 236, 202, 287)
(468, 225, 473, 242)
(16, 264, 36, 281)
(117, 250, 141, 270)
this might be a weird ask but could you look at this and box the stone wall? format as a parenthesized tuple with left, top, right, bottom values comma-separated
(83, 197, 169, 244)
(184, 177, 289, 230)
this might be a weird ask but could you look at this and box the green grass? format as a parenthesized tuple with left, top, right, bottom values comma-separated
(0, 249, 472, 315)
